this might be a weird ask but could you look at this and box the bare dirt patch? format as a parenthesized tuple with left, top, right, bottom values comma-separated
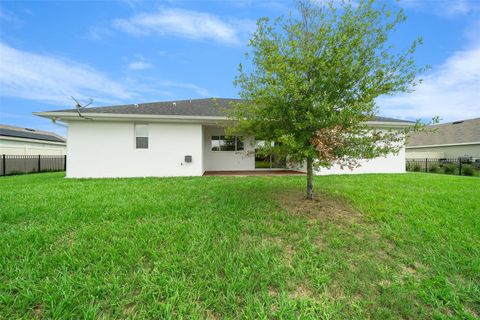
(277, 190, 361, 224)
(289, 282, 315, 300)
(326, 280, 347, 300)
(124, 302, 136, 316)
(205, 309, 221, 320)
(465, 306, 479, 318)
(33, 304, 43, 318)
(401, 264, 418, 275)
(53, 229, 76, 251)
(268, 286, 279, 297)
(399, 260, 426, 280)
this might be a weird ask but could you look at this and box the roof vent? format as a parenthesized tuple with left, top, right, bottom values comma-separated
(173, 102, 176, 106)
(452, 121, 464, 125)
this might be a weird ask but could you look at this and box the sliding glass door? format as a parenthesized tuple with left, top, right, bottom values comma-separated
(254, 140, 286, 169)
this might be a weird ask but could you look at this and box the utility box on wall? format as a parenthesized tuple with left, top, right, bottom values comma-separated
(184, 155, 192, 163)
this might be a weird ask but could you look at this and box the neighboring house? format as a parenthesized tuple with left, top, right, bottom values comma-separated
(34, 98, 413, 178)
(0, 124, 66, 155)
(406, 118, 480, 160)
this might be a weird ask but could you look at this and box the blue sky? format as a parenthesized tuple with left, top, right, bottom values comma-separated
(0, 0, 479, 137)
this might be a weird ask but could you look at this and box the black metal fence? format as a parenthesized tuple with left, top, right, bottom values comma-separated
(1, 155, 66, 176)
(406, 158, 480, 177)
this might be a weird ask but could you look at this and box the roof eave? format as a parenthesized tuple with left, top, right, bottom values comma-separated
(406, 141, 480, 148)
(33, 111, 229, 124)
(364, 121, 414, 128)
(34, 112, 414, 128)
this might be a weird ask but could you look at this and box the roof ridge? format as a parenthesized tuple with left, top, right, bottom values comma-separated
(434, 117, 480, 125)
(49, 97, 244, 112)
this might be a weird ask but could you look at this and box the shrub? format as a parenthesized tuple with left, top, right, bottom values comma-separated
(406, 162, 414, 171)
(429, 165, 439, 173)
(442, 163, 457, 174)
(462, 165, 475, 176)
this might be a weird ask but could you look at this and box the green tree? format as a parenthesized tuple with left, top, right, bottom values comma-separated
(229, 0, 426, 199)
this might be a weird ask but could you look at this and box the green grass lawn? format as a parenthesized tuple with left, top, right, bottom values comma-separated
(1, 173, 478, 319)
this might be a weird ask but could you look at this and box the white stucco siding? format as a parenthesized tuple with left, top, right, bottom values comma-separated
(287, 138, 406, 175)
(66, 121, 203, 178)
(317, 130, 407, 175)
(0, 138, 66, 155)
(316, 147, 406, 175)
(202, 126, 255, 171)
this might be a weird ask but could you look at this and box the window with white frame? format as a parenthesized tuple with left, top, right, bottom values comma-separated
(211, 136, 244, 151)
(135, 124, 148, 149)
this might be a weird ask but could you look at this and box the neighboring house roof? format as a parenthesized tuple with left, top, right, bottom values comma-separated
(0, 124, 66, 143)
(40, 98, 413, 124)
(407, 118, 480, 147)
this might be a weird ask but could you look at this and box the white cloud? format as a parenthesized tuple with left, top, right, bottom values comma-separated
(113, 7, 254, 45)
(120, 76, 211, 98)
(400, 0, 480, 17)
(0, 43, 133, 105)
(378, 44, 480, 122)
(0, 43, 211, 107)
(127, 60, 152, 70)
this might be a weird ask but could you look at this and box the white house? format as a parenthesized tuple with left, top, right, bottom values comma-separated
(0, 124, 66, 155)
(406, 118, 480, 160)
(34, 98, 412, 178)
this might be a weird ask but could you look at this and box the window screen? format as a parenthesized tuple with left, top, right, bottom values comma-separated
(135, 124, 148, 149)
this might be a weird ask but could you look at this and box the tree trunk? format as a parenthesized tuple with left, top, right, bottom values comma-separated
(306, 158, 314, 200)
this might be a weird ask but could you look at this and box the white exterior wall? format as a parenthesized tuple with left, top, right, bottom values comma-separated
(316, 147, 406, 175)
(288, 143, 406, 175)
(317, 131, 407, 175)
(64, 121, 408, 178)
(202, 126, 255, 171)
(66, 121, 203, 178)
(0, 138, 66, 155)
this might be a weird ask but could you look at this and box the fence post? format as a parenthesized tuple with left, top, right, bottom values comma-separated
(459, 159, 462, 176)
(2, 154, 5, 176)
(38, 155, 41, 173)
(425, 158, 428, 173)
(64, 155, 67, 171)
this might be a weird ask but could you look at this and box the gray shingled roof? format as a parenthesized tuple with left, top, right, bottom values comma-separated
(52, 98, 241, 117)
(407, 118, 480, 147)
(49, 98, 412, 123)
(0, 124, 66, 143)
